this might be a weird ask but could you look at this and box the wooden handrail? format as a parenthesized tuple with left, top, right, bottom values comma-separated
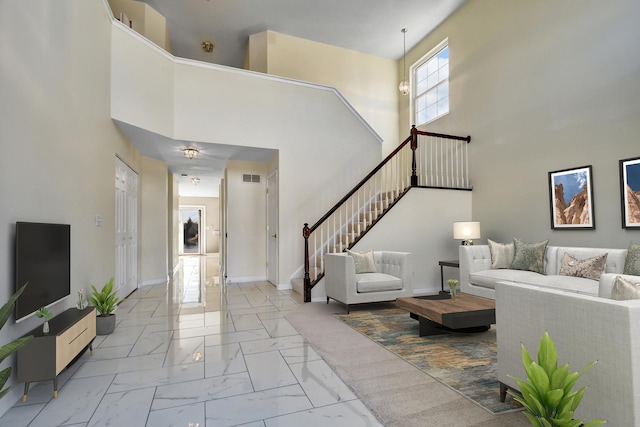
(302, 126, 472, 302)
(307, 134, 412, 234)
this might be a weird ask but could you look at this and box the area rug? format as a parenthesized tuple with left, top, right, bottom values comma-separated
(334, 307, 522, 414)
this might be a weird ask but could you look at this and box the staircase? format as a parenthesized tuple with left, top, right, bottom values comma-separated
(299, 126, 472, 302)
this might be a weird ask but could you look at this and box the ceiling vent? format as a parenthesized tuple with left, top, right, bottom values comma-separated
(242, 174, 261, 183)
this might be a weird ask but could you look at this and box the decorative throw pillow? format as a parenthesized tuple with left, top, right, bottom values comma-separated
(623, 242, 640, 276)
(488, 239, 515, 269)
(510, 238, 548, 274)
(558, 253, 608, 281)
(611, 275, 640, 301)
(346, 249, 377, 274)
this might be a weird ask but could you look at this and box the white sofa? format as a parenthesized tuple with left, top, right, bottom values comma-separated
(459, 245, 631, 300)
(496, 281, 640, 427)
(325, 251, 413, 313)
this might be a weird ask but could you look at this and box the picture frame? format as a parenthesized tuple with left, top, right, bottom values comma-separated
(548, 165, 594, 229)
(620, 157, 640, 229)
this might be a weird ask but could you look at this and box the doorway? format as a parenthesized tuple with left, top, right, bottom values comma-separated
(266, 170, 278, 286)
(115, 157, 138, 298)
(180, 206, 205, 255)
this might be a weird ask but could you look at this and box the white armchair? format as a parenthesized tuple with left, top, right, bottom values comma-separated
(325, 251, 413, 313)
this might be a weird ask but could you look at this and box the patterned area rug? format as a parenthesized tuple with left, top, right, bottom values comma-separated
(334, 307, 522, 414)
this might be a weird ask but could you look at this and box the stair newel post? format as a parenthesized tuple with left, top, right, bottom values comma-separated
(302, 223, 311, 302)
(410, 125, 418, 186)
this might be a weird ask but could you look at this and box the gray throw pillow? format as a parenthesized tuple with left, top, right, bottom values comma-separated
(611, 275, 640, 300)
(488, 239, 515, 269)
(623, 242, 640, 276)
(558, 252, 608, 281)
(346, 249, 377, 274)
(511, 238, 548, 274)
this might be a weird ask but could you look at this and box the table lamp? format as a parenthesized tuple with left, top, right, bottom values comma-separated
(453, 221, 481, 245)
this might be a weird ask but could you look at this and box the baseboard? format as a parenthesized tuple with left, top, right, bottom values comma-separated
(413, 287, 439, 296)
(277, 283, 292, 291)
(226, 276, 267, 283)
(140, 278, 168, 287)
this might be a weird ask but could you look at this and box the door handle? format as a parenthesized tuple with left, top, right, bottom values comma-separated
(272, 234, 277, 238)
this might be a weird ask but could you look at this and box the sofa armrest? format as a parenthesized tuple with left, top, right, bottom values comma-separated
(496, 281, 640, 426)
(325, 253, 356, 302)
(374, 251, 412, 291)
(459, 245, 491, 293)
(599, 273, 640, 298)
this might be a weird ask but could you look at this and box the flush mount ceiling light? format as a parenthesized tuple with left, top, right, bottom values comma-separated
(191, 177, 200, 185)
(183, 147, 199, 159)
(399, 28, 410, 96)
(202, 41, 214, 53)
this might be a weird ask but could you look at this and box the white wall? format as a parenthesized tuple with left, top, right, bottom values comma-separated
(0, 0, 143, 414)
(140, 156, 168, 285)
(225, 161, 268, 281)
(311, 188, 472, 300)
(247, 31, 401, 156)
(110, 31, 383, 287)
(400, 0, 640, 248)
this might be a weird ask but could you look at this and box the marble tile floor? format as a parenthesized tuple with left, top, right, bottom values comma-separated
(0, 255, 381, 427)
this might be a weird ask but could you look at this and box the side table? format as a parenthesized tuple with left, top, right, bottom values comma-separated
(439, 260, 460, 293)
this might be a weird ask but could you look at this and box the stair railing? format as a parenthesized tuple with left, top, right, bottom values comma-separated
(302, 126, 471, 302)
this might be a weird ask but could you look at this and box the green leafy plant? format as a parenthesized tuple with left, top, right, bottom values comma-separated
(508, 331, 606, 427)
(89, 277, 120, 316)
(35, 307, 53, 320)
(0, 283, 33, 400)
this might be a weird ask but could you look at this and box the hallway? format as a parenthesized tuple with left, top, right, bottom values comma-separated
(0, 255, 380, 426)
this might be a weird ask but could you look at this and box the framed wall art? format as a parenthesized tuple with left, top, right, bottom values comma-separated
(620, 157, 640, 229)
(548, 165, 594, 230)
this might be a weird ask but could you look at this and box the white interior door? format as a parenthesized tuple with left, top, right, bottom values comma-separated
(115, 157, 138, 298)
(266, 170, 278, 286)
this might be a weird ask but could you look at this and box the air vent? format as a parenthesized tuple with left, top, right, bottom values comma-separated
(242, 174, 261, 183)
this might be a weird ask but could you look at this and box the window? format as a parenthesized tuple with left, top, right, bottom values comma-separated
(413, 40, 449, 126)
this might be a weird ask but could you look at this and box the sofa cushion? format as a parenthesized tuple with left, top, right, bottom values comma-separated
(347, 249, 377, 273)
(558, 252, 608, 280)
(624, 242, 640, 275)
(511, 238, 548, 274)
(356, 273, 402, 293)
(470, 269, 546, 290)
(488, 239, 515, 269)
(612, 275, 640, 300)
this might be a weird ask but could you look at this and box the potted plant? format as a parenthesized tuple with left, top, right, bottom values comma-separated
(0, 283, 33, 400)
(508, 331, 606, 427)
(447, 279, 459, 301)
(89, 277, 120, 335)
(35, 307, 53, 334)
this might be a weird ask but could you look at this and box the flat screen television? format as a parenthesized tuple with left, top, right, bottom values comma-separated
(15, 222, 71, 321)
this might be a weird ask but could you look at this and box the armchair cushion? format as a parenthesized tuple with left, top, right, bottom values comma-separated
(356, 273, 402, 293)
(347, 249, 377, 273)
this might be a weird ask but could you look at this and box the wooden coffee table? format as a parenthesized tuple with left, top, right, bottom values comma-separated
(396, 293, 496, 336)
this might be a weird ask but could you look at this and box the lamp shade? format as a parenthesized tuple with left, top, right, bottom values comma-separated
(453, 221, 481, 240)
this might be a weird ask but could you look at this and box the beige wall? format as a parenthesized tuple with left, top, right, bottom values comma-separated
(247, 31, 401, 156)
(140, 157, 168, 285)
(179, 196, 220, 253)
(312, 188, 472, 300)
(400, 0, 640, 248)
(108, 0, 170, 51)
(226, 161, 268, 281)
(0, 0, 144, 413)
(168, 173, 180, 275)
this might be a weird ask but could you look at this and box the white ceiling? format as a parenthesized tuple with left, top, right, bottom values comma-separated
(124, 0, 467, 197)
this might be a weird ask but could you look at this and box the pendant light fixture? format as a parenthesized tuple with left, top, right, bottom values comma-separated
(399, 28, 410, 96)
